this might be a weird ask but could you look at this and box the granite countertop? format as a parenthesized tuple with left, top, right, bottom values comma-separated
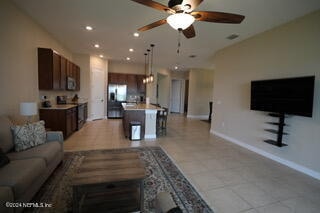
(40, 104, 77, 110)
(122, 103, 163, 111)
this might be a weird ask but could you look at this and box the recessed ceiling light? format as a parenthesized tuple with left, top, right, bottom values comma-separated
(133, 32, 139, 37)
(99, 55, 104, 58)
(126, 57, 131, 61)
(129, 48, 134, 52)
(85, 26, 93, 31)
(174, 66, 178, 70)
(94, 44, 100, 48)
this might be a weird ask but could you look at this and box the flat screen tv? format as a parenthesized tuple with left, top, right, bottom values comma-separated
(250, 76, 315, 117)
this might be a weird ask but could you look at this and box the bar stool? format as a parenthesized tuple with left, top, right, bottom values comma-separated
(157, 107, 168, 136)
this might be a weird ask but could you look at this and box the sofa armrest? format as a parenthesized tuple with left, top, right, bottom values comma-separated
(46, 131, 64, 143)
(0, 186, 14, 213)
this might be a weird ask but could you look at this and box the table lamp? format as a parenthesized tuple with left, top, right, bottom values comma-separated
(20, 102, 37, 123)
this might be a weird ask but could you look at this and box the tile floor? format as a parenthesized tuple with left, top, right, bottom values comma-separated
(64, 114, 320, 213)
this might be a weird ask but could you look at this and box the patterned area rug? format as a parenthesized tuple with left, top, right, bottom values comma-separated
(28, 146, 213, 213)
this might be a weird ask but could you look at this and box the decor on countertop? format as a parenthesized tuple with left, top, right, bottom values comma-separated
(29, 147, 213, 213)
(11, 120, 46, 152)
(20, 102, 37, 123)
(71, 94, 79, 103)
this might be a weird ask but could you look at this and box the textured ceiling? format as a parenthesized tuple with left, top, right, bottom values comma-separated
(12, 0, 320, 70)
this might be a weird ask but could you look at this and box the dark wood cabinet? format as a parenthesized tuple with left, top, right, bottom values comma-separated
(136, 75, 146, 93)
(60, 56, 67, 90)
(77, 103, 88, 130)
(75, 65, 80, 91)
(108, 73, 146, 95)
(38, 48, 80, 91)
(122, 110, 145, 139)
(38, 48, 61, 90)
(127, 74, 137, 94)
(40, 106, 77, 138)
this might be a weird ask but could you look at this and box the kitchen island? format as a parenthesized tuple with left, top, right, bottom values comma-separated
(122, 103, 163, 139)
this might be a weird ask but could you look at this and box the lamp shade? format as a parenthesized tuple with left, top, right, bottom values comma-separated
(20, 102, 37, 116)
(167, 13, 195, 30)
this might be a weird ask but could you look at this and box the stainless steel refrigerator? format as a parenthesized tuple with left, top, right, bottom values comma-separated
(107, 84, 127, 118)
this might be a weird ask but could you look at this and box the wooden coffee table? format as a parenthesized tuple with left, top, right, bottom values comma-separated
(72, 151, 146, 213)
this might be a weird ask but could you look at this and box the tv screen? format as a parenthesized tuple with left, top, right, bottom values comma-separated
(250, 76, 315, 117)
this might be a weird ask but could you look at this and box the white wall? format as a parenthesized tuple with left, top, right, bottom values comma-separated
(146, 67, 171, 105)
(157, 73, 170, 108)
(187, 69, 214, 119)
(108, 60, 145, 74)
(0, 0, 73, 119)
(211, 10, 320, 178)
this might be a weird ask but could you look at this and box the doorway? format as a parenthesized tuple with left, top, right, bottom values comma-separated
(90, 68, 105, 120)
(171, 79, 183, 113)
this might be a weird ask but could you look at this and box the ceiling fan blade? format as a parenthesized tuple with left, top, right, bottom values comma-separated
(182, 0, 203, 11)
(138, 19, 167, 31)
(130, 0, 174, 13)
(192, 11, 245, 23)
(182, 24, 196, 38)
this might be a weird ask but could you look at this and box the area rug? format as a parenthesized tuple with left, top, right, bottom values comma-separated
(28, 146, 213, 213)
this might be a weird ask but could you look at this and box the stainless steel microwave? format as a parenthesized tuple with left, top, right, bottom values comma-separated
(67, 77, 76, 90)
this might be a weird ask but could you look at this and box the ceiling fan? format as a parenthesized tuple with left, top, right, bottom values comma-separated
(130, 0, 245, 39)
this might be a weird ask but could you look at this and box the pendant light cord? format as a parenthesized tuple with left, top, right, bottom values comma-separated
(177, 29, 182, 55)
(150, 44, 155, 75)
(144, 53, 147, 75)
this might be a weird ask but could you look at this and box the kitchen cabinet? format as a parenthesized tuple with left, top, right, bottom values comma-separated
(127, 74, 137, 94)
(38, 48, 61, 90)
(38, 48, 80, 91)
(108, 73, 146, 95)
(60, 56, 67, 90)
(77, 103, 88, 130)
(75, 65, 80, 91)
(136, 75, 146, 93)
(40, 106, 77, 138)
(108, 73, 127, 85)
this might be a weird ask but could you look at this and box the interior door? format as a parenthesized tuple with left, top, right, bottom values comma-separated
(171, 80, 182, 113)
(91, 68, 105, 120)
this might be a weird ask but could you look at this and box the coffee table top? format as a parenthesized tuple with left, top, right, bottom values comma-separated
(72, 151, 146, 186)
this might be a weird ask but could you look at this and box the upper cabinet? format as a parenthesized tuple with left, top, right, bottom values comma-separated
(108, 73, 146, 95)
(38, 48, 80, 91)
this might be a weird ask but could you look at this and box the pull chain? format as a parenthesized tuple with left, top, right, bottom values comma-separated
(177, 29, 182, 55)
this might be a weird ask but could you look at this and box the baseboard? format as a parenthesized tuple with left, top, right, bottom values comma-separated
(210, 129, 320, 180)
(187, 115, 208, 119)
(144, 134, 157, 139)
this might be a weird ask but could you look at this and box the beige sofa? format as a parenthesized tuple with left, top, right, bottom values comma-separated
(0, 116, 64, 213)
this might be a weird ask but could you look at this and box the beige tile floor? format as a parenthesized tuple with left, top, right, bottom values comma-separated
(64, 114, 320, 213)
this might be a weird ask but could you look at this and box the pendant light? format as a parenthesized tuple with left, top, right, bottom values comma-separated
(149, 44, 155, 83)
(146, 49, 151, 83)
(143, 53, 147, 84)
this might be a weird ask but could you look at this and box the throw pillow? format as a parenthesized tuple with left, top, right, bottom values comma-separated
(0, 148, 10, 168)
(11, 120, 46, 152)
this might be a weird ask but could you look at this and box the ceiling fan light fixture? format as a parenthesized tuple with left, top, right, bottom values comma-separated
(167, 13, 195, 30)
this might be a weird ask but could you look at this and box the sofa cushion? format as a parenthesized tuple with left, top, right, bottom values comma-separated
(0, 148, 10, 168)
(0, 116, 14, 153)
(7, 141, 62, 166)
(0, 158, 46, 199)
(11, 121, 46, 152)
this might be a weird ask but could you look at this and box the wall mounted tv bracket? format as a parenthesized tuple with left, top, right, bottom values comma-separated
(264, 113, 288, 147)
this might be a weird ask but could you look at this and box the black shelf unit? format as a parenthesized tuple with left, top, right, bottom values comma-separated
(264, 113, 288, 147)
